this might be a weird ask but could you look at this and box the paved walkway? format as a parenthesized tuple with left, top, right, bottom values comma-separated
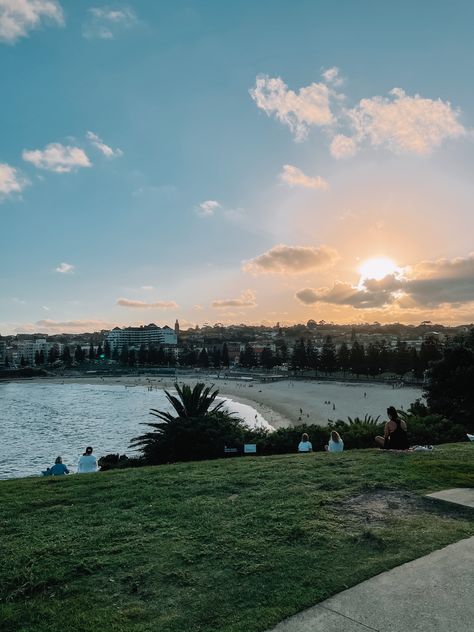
(268, 489, 474, 632)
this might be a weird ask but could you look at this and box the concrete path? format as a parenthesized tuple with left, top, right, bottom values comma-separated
(269, 531, 474, 631)
(425, 488, 474, 509)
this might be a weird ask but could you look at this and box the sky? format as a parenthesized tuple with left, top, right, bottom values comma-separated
(1, 0, 474, 335)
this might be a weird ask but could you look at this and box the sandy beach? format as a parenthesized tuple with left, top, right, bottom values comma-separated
(24, 375, 423, 429)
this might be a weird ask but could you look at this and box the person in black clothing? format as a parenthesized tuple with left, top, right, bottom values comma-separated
(375, 406, 409, 450)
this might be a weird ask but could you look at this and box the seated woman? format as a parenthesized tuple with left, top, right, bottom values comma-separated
(298, 433, 313, 453)
(375, 406, 409, 450)
(325, 430, 344, 452)
(42, 456, 70, 476)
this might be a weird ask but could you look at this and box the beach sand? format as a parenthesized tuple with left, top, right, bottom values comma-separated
(30, 375, 423, 430)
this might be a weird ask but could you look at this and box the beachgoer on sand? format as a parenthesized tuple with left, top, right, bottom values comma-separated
(375, 407, 409, 450)
(77, 446, 98, 473)
(325, 431, 344, 453)
(42, 456, 70, 476)
(298, 433, 313, 453)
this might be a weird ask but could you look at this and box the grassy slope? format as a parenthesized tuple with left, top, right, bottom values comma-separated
(1, 445, 473, 632)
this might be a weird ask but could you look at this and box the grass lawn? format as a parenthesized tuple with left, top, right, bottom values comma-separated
(1, 444, 473, 632)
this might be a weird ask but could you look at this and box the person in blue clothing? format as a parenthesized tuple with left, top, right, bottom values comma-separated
(325, 431, 344, 452)
(42, 456, 70, 476)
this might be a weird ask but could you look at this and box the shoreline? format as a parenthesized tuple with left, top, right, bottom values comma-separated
(5, 374, 423, 429)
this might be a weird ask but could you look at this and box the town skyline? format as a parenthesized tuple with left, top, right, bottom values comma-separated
(2, 1, 474, 335)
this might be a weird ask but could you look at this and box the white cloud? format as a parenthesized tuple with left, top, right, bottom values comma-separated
(197, 200, 221, 217)
(83, 6, 137, 39)
(55, 262, 74, 274)
(23, 143, 91, 173)
(117, 298, 178, 309)
(140, 285, 154, 291)
(86, 131, 123, 158)
(250, 70, 468, 157)
(329, 134, 357, 159)
(0, 163, 29, 199)
(14, 318, 120, 334)
(249, 74, 334, 141)
(211, 289, 257, 309)
(347, 88, 466, 155)
(322, 66, 343, 86)
(0, 0, 63, 44)
(279, 164, 328, 190)
(243, 244, 339, 275)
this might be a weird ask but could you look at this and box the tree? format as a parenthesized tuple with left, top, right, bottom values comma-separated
(62, 346, 72, 365)
(74, 345, 84, 364)
(419, 337, 442, 371)
(89, 342, 95, 361)
(260, 347, 275, 370)
(198, 348, 209, 368)
(96, 343, 104, 359)
(35, 350, 41, 365)
(291, 339, 307, 370)
(120, 345, 129, 366)
(337, 342, 350, 375)
(306, 340, 319, 372)
(111, 347, 120, 362)
(138, 344, 148, 365)
(211, 346, 221, 369)
(130, 383, 248, 464)
(365, 343, 380, 376)
(222, 342, 230, 368)
(425, 346, 474, 431)
(128, 349, 136, 367)
(239, 344, 256, 368)
(392, 339, 411, 376)
(20, 355, 27, 367)
(350, 341, 366, 376)
(320, 336, 337, 374)
(48, 346, 59, 364)
(104, 339, 111, 359)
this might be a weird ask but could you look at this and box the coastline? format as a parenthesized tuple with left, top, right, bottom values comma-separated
(6, 374, 423, 429)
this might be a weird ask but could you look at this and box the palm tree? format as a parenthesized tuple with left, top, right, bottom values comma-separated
(130, 383, 246, 464)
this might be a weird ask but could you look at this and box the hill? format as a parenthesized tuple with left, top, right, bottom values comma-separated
(1, 445, 473, 632)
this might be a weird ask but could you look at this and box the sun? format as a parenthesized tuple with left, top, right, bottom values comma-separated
(358, 257, 400, 281)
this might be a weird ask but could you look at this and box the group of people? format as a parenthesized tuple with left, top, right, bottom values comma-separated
(297, 405, 409, 453)
(42, 446, 97, 476)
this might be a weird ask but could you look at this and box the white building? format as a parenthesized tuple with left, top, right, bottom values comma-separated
(107, 324, 177, 351)
(16, 339, 60, 366)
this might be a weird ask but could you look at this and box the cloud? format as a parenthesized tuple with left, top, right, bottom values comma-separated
(279, 164, 328, 190)
(117, 298, 178, 309)
(322, 66, 343, 86)
(0, 0, 64, 44)
(55, 262, 74, 274)
(23, 143, 91, 173)
(249, 74, 334, 141)
(86, 131, 123, 158)
(243, 244, 339, 275)
(0, 163, 29, 199)
(211, 289, 257, 309)
(250, 70, 467, 157)
(329, 134, 357, 159)
(296, 253, 474, 310)
(83, 6, 137, 39)
(14, 318, 120, 333)
(140, 285, 154, 291)
(197, 200, 221, 217)
(347, 88, 466, 155)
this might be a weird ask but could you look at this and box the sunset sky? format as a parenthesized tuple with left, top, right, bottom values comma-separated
(2, 0, 474, 334)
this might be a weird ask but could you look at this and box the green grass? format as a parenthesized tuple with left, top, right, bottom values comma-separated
(1, 445, 473, 632)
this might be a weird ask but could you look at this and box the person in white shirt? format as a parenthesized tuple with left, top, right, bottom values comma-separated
(77, 446, 98, 473)
(325, 431, 344, 452)
(298, 433, 313, 453)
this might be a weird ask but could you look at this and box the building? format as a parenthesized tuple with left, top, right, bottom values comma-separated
(0, 338, 6, 367)
(107, 324, 177, 351)
(15, 338, 57, 366)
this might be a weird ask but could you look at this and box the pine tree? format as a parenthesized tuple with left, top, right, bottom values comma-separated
(138, 344, 148, 365)
(62, 346, 72, 365)
(35, 350, 41, 365)
(306, 340, 319, 372)
(212, 346, 221, 368)
(320, 336, 337, 374)
(120, 345, 129, 366)
(336, 342, 350, 374)
(38, 349, 45, 365)
(128, 349, 136, 367)
(112, 347, 120, 362)
(89, 342, 95, 361)
(350, 341, 366, 376)
(198, 348, 209, 368)
(74, 345, 84, 364)
(291, 339, 307, 370)
(20, 355, 27, 367)
(366, 343, 380, 376)
(96, 343, 103, 359)
(222, 342, 230, 368)
(104, 339, 111, 359)
(157, 346, 166, 365)
(260, 347, 275, 370)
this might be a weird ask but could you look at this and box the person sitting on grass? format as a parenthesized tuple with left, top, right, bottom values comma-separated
(77, 446, 98, 473)
(42, 456, 70, 476)
(325, 430, 344, 452)
(298, 433, 313, 453)
(375, 406, 409, 450)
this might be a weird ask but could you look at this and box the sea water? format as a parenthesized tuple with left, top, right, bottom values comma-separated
(0, 382, 272, 479)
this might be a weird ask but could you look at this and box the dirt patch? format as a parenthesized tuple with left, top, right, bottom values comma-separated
(341, 490, 420, 524)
